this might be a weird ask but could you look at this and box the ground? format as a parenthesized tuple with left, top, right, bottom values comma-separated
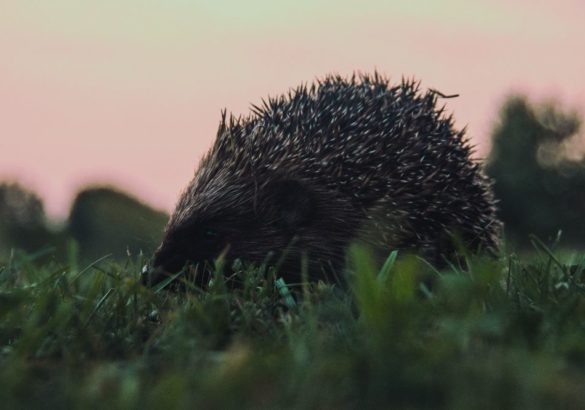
(1, 242, 585, 409)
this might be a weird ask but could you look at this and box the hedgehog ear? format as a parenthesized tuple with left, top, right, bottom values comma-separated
(264, 179, 315, 231)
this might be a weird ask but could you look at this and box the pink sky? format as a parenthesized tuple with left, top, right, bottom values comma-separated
(1, 1, 584, 219)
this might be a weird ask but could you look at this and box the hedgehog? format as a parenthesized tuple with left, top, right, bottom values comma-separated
(143, 73, 501, 287)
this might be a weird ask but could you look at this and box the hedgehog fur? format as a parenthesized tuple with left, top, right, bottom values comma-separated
(145, 73, 501, 286)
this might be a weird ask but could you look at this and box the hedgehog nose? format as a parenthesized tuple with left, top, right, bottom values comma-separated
(141, 264, 168, 287)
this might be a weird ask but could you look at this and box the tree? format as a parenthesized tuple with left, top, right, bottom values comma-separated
(485, 96, 585, 247)
(0, 182, 54, 254)
(68, 186, 168, 260)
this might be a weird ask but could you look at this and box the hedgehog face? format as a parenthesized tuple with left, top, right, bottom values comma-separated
(143, 177, 342, 287)
(150, 216, 229, 278)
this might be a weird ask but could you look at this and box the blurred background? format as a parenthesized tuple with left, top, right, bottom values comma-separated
(1, 0, 584, 261)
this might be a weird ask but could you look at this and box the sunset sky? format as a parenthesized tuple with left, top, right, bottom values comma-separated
(1, 0, 584, 219)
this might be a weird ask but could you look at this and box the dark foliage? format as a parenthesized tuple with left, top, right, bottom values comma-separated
(68, 186, 168, 260)
(485, 96, 585, 247)
(0, 182, 56, 255)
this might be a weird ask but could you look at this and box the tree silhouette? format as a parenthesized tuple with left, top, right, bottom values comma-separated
(68, 186, 168, 260)
(485, 96, 585, 247)
(0, 182, 54, 254)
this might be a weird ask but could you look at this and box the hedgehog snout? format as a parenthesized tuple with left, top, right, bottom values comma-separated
(141, 243, 187, 287)
(141, 264, 168, 287)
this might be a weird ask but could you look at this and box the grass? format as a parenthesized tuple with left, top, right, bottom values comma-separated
(1, 242, 585, 409)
